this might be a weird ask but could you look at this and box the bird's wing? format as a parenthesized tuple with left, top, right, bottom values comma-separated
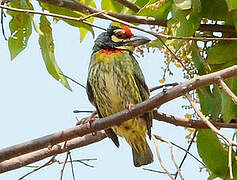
(86, 80, 120, 147)
(130, 54, 153, 139)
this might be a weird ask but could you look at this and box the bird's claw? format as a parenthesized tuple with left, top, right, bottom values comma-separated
(88, 116, 97, 136)
(126, 103, 134, 111)
(76, 111, 97, 136)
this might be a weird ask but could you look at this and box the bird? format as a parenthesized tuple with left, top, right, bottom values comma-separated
(86, 24, 153, 167)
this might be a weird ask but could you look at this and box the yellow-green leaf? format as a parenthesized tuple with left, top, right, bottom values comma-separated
(7, 0, 33, 60)
(39, 2, 94, 42)
(39, 16, 71, 90)
(225, 0, 237, 11)
(137, 0, 172, 19)
(168, 0, 201, 37)
(101, 0, 123, 12)
(174, 0, 191, 10)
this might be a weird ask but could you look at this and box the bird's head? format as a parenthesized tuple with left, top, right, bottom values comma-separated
(93, 24, 150, 52)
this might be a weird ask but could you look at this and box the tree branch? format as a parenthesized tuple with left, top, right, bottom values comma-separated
(153, 111, 237, 129)
(0, 131, 106, 173)
(35, 0, 236, 33)
(0, 65, 236, 166)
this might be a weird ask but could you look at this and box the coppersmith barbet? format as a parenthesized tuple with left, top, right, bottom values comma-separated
(86, 24, 153, 167)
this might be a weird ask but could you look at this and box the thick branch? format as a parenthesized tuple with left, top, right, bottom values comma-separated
(0, 131, 106, 173)
(36, 0, 236, 33)
(0, 65, 236, 164)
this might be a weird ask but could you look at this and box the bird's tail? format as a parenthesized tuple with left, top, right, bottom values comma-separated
(132, 142, 153, 167)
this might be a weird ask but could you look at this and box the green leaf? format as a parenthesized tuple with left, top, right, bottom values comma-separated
(174, 0, 191, 10)
(168, 0, 201, 37)
(225, 0, 237, 11)
(197, 129, 228, 178)
(200, 0, 228, 20)
(137, 0, 172, 19)
(32, 19, 44, 36)
(7, 0, 33, 60)
(191, 44, 207, 75)
(221, 78, 237, 122)
(39, 2, 94, 42)
(146, 38, 164, 49)
(101, 0, 123, 12)
(39, 16, 71, 90)
(197, 85, 222, 120)
(207, 41, 237, 65)
(197, 130, 237, 179)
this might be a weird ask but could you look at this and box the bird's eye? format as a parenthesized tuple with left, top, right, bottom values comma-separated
(116, 33, 123, 38)
(114, 30, 127, 39)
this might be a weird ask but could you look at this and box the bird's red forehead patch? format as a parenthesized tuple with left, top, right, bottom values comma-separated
(122, 26, 133, 37)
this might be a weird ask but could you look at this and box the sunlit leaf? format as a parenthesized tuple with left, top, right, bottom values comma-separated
(174, 0, 191, 10)
(168, 0, 201, 37)
(137, 0, 172, 19)
(39, 2, 94, 41)
(225, 0, 237, 11)
(32, 19, 44, 36)
(101, 0, 123, 12)
(7, 0, 33, 60)
(39, 16, 71, 90)
(146, 38, 164, 49)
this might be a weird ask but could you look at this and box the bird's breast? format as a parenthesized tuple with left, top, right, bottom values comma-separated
(89, 50, 141, 116)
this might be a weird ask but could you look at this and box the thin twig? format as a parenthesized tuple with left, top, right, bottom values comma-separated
(81, 10, 106, 21)
(174, 130, 197, 179)
(154, 134, 205, 166)
(55, 158, 96, 168)
(217, 78, 237, 104)
(1, 8, 7, 40)
(73, 110, 94, 113)
(151, 134, 176, 180)
(60, 151, 70, 180)
(0, 4, 106, 31)
(68, 152, 76, 180)
(60, 73, 86, 89)
(143, 168, 175, 175)
(150, 83, 179, 92)
(73, 160, 95, 168)
(18, 155, 57, 180)
(229, 145, 233, 179)
(154, 135, 184, 180)
(185, 93, 237, 146)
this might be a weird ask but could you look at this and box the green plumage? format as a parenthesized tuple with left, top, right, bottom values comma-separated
(86, 25, 153, 167)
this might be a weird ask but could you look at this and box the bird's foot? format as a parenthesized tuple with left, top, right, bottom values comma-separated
(126, 103, 134, 111)
(76, 111, 97, 136)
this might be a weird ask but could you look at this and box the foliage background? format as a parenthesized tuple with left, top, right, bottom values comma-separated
(1, 0, 237, 179)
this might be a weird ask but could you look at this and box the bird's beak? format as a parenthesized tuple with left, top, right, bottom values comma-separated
(122, 36, 151, 46)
